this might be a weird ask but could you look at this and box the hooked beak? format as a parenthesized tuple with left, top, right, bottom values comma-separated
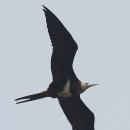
(86, 83, 99, 88)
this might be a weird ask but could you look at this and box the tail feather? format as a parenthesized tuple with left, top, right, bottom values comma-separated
(15, 91, 51, 104)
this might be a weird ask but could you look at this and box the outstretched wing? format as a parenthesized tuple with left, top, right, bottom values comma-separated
(58, 96, 95, 130)
(43, 6, 78, 84)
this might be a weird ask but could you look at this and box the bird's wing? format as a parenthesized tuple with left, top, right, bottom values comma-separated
(58, 96, 95, 130)
(43, 6, 78, 84)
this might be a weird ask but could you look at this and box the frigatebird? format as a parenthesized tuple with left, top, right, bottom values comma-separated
(15, 6, 97, 130)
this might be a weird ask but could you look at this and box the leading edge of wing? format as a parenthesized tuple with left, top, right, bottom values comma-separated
(42, 5, 78, 49)
(58, 96, 95, 130)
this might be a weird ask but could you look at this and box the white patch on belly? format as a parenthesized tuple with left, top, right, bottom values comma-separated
(58, 80, 72, 97)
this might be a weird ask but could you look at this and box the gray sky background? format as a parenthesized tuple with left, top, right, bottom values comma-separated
(0, 0, 130, 130)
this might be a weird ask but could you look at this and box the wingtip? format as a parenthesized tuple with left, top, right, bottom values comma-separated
(42, 5, 47, 12)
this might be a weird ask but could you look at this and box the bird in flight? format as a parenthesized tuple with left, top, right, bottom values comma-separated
(15, 5, 97, 130)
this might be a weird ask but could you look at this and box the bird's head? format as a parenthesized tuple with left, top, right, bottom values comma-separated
(81, 82, 98, 93)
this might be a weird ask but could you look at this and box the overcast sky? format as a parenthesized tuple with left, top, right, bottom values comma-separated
(0, 0, 130, 130)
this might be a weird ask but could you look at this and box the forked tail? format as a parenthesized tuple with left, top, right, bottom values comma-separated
(15, 91, 52, 104)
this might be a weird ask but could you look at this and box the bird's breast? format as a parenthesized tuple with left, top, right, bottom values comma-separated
(57, 79, 82, 97)
(58, 80, 72, 97)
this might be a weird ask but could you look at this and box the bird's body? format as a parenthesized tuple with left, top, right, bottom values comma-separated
(15, 5, 97, 130)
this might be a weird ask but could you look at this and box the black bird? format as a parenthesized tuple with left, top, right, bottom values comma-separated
(15, 6, 97, 130)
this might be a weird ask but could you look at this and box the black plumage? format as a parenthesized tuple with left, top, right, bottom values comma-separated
(15, 5, 96, 130)
(58, 96, 95, 130)
(43, 6, 79, 93)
